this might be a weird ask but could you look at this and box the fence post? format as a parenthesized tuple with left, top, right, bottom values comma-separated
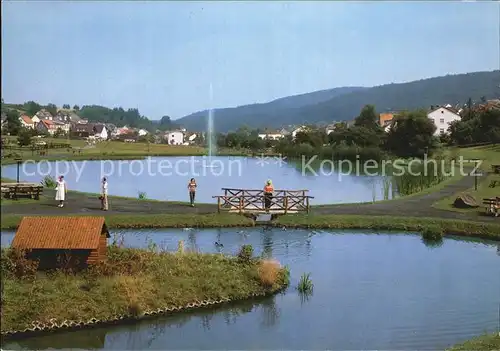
(306, 196, 310, 214)
(217, 197, 221, 214)
(284, 196, 288, 214)
(239, 196, 244, 214)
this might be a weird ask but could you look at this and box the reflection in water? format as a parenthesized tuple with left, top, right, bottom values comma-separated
(188, 230, 197, 252)
(261, 227, 273, 258)
(9, 298, 279, 350)
(2, 228, 499, 351)
(299, 291, 313, 306)
(421, 236, 444, 249)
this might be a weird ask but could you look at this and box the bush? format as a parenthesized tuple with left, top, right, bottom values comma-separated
(237, 244, 254, 263)
(421, 226, 444, 241)
(41, 175, 57, 188)
(1, 248, 39, 279)
(258, 259, 280, 287)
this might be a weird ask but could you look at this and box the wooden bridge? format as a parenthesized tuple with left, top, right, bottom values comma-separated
(213, 188, 313, 214)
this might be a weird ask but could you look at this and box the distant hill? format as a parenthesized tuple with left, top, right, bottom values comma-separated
(177, 86, 366, 132)
(176, 70, 500, 132)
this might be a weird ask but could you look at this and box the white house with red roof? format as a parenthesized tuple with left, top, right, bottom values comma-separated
(19, 115, 35, 129)
(427, 105, 461, 135)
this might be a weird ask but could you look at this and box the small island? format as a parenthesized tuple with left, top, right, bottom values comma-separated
(0, 217, 289, 336)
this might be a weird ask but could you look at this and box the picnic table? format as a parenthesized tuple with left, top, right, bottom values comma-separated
(1, 182, 43, 200)
(483, 197, 500, 217)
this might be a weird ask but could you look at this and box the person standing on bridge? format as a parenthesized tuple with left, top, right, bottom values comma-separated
(55, 175, 67, 208)
(263, 179, 274, 213)
(188, 178, 197, 207)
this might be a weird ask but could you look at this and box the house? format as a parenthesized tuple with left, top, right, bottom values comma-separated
(31, 115, 40, 125)
(383, 119, 394, 133)
(379, 113, 394, 127)
(34, 109, 53, 121)
(291, 126, 308, 139)
(19, 115, 35, 129)
(325, 123, 338, 135)
(1, 112, 7, 130)
(164, 130, 184, 145)
(37, 119, 59, 135)
(427, 106, 461, 135)
(71, 123, 93, 138)
(258, 130, 284, 140)
(11, 216, 110, 270)
(92, 124, 108, 140)
(137, 129, 149, 136)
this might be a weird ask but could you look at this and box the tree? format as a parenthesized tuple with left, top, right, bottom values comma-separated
(385, 110, 437, 158)
(17, 128, 36, 146)
(62, 104, 70, 109)
(353, 105, 380, 131)
(73, 105, 80, 110)
(5, 109, 21, 135)
(45, 103, 57, 116)
(23, 101, 42, 117)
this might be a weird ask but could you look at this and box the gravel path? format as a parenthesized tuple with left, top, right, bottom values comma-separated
(1, 174, 498, 223)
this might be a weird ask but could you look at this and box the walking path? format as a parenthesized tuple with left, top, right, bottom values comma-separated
(1, 174, 497, 223)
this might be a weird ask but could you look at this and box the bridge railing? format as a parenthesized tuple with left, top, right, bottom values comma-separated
(213, 188, 313, 214)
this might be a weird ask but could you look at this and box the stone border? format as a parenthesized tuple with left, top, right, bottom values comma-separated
(0, 286, 286, 340)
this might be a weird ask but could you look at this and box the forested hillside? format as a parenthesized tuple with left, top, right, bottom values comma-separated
(177, 70, 500, 132)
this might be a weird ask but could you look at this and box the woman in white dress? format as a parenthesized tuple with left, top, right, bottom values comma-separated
(55, 176, 67, 207)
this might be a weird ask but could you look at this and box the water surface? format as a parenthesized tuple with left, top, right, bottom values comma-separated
(1, 156, 394, 204)
(2, 228, 499, 350)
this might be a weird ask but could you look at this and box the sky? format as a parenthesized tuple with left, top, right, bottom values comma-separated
(2, 1, 499, 120)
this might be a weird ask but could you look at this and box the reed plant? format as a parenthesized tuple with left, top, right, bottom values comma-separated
(297, 272, 313, 293)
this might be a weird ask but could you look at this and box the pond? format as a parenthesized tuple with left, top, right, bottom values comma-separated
(1, 228, 499, 350)
(1, 156, 397, 204)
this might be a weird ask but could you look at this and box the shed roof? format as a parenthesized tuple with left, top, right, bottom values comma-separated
(12, 216, 110, 250)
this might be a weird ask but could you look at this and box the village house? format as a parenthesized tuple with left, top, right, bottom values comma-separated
(34, 109, 53, 121)
(427, 105, 461, 135)
(164, 130, 184, 145)
(1, 112, 7, 130)
(71, 123, 93, 138)
(19, 114, 35, 129)
(11, 216, 110, 270)
(291, 126, 308, 139)
(185, 132, 197, 145)
(37, 119, 63, 135)
(379, 113, 394, 127)
(137, 128, 149, 136)
(258, 130, 284, 140)
(92, 124, 108, 140)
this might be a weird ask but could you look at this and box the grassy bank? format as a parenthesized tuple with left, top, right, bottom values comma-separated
(1, 137, 268, 165)
(446, 333, 500, 351)
(442, 144, 500, 171)
(433, 174, 500, 214)
(274, 214, 500, 240)
(0, 213, 253, 230)
(2, 213, 499, 242)
(0, 244, 289, 333)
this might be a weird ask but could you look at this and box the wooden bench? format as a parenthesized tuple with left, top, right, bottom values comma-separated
(492, 165, 500, 174)
(483, 197, 500, 217)
(1, 184, 43, 200)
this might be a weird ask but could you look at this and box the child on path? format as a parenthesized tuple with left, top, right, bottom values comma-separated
(188, 178, 197, 207)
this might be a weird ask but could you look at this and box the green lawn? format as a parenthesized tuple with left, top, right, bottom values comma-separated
(446, 333, 500, 351)
(433, 174, 500, 214)
(1, 137, 260, 165)
(442, 144, 500, 171)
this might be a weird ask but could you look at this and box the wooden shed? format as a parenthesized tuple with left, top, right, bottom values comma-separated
(12, 216, 110, 269)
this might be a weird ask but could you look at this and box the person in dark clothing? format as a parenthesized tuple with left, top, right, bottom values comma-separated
(263, 179, 274, 212)
(188, 178, 197, 207)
